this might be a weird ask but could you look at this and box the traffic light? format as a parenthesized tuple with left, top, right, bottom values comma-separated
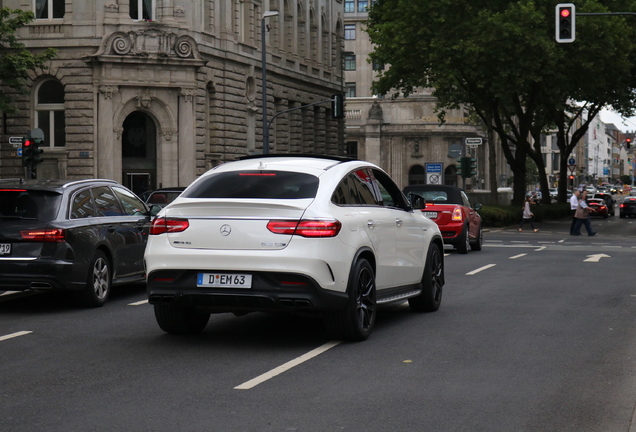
(468, 158, 477, 176)
(459, 156, 474, 179)
(31, 139, 44, 166)
(21, 137, 34, 166)
(626, 138, 632, 149)
(569, 175, 575, 180)
(455, 158, 463, 177)
(331, 94, 345, 119)
(555, 3, 575, 43)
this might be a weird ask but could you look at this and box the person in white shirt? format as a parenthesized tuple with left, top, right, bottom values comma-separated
(569, 189, 580, 235)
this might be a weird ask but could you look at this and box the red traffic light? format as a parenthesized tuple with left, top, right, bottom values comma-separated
(560, 9, 570, 18)
(23, 139, 33, 147)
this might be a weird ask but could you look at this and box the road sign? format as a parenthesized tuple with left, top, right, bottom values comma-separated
(568, 165, 576, 174)
(568, 157, 575, 165)
(17, 148, 22, 156)
(9, 136, 22, 147)
(465, 138, 483, 145)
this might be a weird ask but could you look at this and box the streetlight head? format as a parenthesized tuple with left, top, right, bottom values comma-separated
(263, 10, 279, 18)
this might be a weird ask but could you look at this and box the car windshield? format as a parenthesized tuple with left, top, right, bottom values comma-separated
(183, 171, 319, 199)
(0, 189, 62, 221)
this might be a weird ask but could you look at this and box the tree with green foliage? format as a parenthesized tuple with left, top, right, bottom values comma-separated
(0, 8, 56, 114)
(366, 0, 636, 205)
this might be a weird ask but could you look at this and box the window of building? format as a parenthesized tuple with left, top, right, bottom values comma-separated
(344, 53, 356, 71)
(344, 1, 355, 13)
(345, 82, 356, 98)
(344, 24, 356, 40)
(358, 1, 369, 12)
(130, 0, 155, 21)
(35, 0, 65, 19)
(35, 79, 66, 148)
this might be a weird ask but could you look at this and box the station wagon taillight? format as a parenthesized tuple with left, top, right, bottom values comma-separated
(150, 217, 190, 235)
(20, 228, 65, 242)
(267, 219, 342, 238)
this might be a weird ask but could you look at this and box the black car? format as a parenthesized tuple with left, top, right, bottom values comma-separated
(593, 192, 615, 216)
(0, 179, 156, 307)
(619, 197, 636, 218)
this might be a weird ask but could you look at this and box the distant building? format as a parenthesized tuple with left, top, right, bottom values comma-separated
(0, 0, 345, 195)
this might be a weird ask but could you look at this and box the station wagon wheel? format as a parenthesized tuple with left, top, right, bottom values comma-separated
(77, 250, 111, 308)
(154, 304, 210, 335)
(324, 258, 376, 341)
(409, 242, 443, 312)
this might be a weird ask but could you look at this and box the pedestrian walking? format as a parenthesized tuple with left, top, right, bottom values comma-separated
(569, 189, 580, 235)
(572, 190, 597, 236)
(519, 196, 538, 232)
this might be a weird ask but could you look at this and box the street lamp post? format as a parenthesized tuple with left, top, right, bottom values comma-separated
(261, 10, 279, 154)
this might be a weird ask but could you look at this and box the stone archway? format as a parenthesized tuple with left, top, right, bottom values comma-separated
(121, 111, 157, 196)
(445, 165, 458, 187)
(408, 165, 426, 185)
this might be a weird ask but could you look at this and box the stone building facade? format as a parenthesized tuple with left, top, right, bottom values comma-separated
(0, 0, 345, 195)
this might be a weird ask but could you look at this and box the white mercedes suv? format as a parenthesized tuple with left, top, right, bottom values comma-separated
(144, 155, 444, 341)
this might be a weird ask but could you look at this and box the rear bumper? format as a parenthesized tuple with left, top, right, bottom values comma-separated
(0, 259, 79, 291)
(147, 269, 349, 314)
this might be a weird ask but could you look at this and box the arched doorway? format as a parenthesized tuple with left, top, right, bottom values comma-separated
(408, 165, 426, 185)
(444, 165, 458, 187)
(122, 111, 157, 196)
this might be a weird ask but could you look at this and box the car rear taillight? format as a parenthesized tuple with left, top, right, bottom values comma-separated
(451, 207, 463, 221)
(267, 219, 342, 238)
(150, 217, 189, 235)
(20, 228, 65, 242)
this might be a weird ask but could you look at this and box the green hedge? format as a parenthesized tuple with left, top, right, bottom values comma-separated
(479, 203, 571, 228)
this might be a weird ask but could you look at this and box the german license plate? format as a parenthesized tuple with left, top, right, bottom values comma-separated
(422, 212, 437, 219)
(197, 273, 252, 288)
(0, 243, 11, 255)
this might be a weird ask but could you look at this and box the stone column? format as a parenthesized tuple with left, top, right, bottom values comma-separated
(178, 87, 196, 185)
(97, 85, 119, 180)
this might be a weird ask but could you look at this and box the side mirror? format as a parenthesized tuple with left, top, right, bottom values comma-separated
(408, 193, 426, 210)
(474, 203, 483, 211)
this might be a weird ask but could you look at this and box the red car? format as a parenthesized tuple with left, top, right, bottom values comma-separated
(403, 185, 483, 254)
(587, 198, 609, 218)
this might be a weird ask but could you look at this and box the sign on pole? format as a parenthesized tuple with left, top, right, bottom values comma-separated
(464, 138, 483, 146)
(9, 136, 22, 147)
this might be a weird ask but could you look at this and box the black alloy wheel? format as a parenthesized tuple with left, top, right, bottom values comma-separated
(409, 243, 444, 312)
(456, 225, 469, 254)
(324, 258, 376, 342)
(77, 250, 111, 308)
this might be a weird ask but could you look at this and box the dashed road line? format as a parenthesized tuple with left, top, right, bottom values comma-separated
(235, 340, 341, 390)
(0, 331, 33, 342)
(509, 254, 527, 259)
(466, 264, 496, 275)
(128, 299, 148, 306)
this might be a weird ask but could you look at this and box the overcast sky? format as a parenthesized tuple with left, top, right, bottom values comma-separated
(600, 108, 636, 133)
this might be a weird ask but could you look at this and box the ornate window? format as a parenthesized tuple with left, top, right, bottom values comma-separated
(34, 0, 65, 19)
(130, 0, 156, 21)
(35, 79, 66, 148)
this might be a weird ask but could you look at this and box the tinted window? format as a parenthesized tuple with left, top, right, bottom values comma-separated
(113, 186, 147, 216)
(184, 171, 319, 199)
(0, 190, 61, 221)
(331, 177, 350, 205)
(93, 187, 124, 216)
(371, 169, 407, 209)
(349, 169, 380, 205)
(70, 189, 96, 219)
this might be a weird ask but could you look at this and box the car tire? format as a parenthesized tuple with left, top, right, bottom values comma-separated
(324, 258, 376, 342)
(470, 224, 483, 251)
(409, 242, 443, 313)
(77, 250, 111, 308)
(154, 304, 210, 335)
(456, 225, 469, 254)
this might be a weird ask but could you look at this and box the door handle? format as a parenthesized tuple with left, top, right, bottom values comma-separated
(395, 219, 403, 227)
(367, 220, 375, 228)
(107, 226, 116, 233)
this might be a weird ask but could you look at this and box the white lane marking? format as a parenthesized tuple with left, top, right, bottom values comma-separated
(509, 254, 527, 259)
(128, 299, 148, 306)
(584, 254, 611, 262)
(466, 264, 496, 275)
(235, 340, 341, 390)
(0, 331, 33, 342)
(558, 239, 565, 243)
(535, 246, 546, 251)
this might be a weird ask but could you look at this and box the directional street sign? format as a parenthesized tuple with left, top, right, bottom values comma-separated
(465, 138, 483, 145)
(9, 136, 22, 147)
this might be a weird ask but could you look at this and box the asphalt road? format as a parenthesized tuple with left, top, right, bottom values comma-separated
(1, 211, 636, 431)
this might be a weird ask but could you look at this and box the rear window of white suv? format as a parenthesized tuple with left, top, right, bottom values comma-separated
(183, 171, 319, 199)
